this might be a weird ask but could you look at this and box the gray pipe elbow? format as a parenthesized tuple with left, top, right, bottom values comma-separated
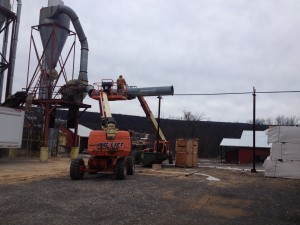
(56, 5, 88, 49)
(54, 5, 89, 83)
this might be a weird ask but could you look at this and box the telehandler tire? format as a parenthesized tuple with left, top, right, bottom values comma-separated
(70, 158, 85, 180)
(168, 154, 173, 164)
(126, 156, 135, 175)
(115, 158, 126, 180)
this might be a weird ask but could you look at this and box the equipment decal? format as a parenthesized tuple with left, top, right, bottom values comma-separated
(96, 142, 124, 149)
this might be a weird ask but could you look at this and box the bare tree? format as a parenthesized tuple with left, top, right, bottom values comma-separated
(247, 117, 273, 125)
(182, 110, 207, 122)
(248, 115, 299, 125)
(275, 115, 299, 126)
(275, 115, 285, 125)
(174, 111, 208, 138)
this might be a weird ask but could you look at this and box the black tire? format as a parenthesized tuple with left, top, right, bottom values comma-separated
(168, 153, 173, 164)
(115, 158, 126, 180)
(133, 151, 142, 164)
(126, 156, 135, 175)
(70, 158, 85, 180)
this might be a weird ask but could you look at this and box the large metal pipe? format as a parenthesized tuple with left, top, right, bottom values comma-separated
(5, 0, 22, 98)
(53, 5, 89, 84)
(0, 19, 10, 102)
(127, 86, 174, 97)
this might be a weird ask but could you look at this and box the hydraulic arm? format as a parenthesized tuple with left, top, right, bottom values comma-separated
(137, 96, 166, 141)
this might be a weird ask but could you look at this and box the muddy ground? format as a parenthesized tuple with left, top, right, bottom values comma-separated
(0, 157, 299, 225)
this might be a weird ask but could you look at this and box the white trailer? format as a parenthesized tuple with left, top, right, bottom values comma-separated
(0, 106, 25, 148)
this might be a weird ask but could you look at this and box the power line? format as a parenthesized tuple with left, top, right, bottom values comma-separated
(175, 92, 251, 96)
(174, 90, 300, 96)
(257, 90, 300, 94)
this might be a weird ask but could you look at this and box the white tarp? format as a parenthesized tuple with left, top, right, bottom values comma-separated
(267, 126, 300, 144)
(264, 126, 300, 179)
(270, 143, 300, 161)
(263, 156, 300, 179)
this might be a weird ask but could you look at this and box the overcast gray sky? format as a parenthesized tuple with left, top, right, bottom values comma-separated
(6, 0, 300, 122)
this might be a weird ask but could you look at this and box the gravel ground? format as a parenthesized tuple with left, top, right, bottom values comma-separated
(0, 158, 299, 225)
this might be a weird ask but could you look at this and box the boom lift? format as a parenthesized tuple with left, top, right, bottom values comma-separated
(70, 79, 174, 180)
(70, 80, 134, 180)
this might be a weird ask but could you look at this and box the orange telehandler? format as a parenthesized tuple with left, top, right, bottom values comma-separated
(137, 96, 173, 167)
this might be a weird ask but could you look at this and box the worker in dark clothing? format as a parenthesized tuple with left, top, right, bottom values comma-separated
(117, 75, 127, 93)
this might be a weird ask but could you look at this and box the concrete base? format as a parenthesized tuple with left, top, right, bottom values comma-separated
(70, 147, 79, 160)
(40, 147, 49, 162)
(8, 148, 17, 159)
(152, 164, 162, 170)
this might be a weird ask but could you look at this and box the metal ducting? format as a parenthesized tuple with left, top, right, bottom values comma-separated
(53, 4, 89, 85)
(127, 86, 174, 97)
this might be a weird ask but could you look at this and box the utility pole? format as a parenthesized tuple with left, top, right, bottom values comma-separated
(156, 96, 162, 163)
(251, 87, 257, 173)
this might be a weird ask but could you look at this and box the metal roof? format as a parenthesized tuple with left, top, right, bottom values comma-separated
(220, 130, 271, 148)
(220, 138, 240, 147)
(240, 130, 271, 148)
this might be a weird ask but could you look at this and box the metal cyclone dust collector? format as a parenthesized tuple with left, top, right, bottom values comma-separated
(38, 0, 89, 101)
(39, 3, 70, 80)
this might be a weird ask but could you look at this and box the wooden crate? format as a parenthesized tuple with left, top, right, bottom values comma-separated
(192, 140, 199, 153)
(192, 151, 198, 166)
(176, 139, 188, 147)
(175, 139, 199, 154)
(175, 146, 188, 153)
(175, 152, 194, 167)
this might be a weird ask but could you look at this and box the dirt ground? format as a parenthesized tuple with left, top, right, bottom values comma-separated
(0, 157, 299, 225)
(0, 157, 69, 184)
